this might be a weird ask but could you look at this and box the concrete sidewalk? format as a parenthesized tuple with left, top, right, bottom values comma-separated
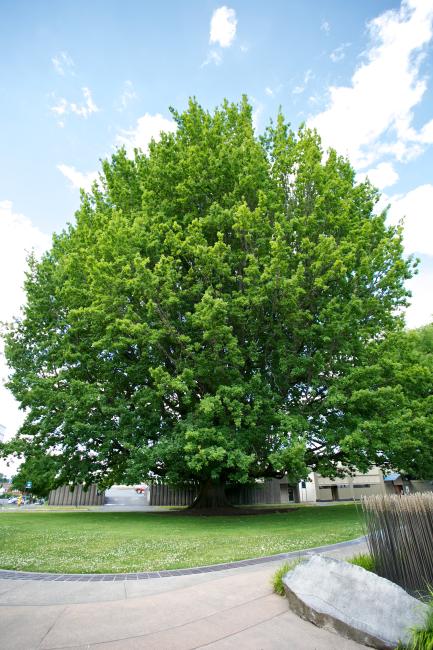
(0, 541, 368, 650)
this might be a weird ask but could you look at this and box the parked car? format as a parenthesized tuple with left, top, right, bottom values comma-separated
(7, 497, 17, 504)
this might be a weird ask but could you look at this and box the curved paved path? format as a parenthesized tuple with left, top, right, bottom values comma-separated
(0, 538, 369, 650)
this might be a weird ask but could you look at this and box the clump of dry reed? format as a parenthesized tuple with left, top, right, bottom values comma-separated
(361, 493, 433, 595)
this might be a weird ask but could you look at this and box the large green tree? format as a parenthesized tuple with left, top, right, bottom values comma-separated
(3, 98, 414, 507)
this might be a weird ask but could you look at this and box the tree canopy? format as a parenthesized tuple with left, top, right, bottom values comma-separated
(330, 323, 433, 479)
(0, 437, 58, 497)
(11, 451, 57, 498)
(3, 97, 415, 505)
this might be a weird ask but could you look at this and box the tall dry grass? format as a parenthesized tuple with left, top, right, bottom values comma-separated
(361, 493, 433, 595)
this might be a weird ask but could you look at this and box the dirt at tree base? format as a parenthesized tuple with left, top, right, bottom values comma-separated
(152, 506, 300, 516)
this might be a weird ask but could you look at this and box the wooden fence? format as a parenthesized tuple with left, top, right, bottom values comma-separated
(48, 484, 105, 506)
(149, 479, 283, 506)
(362, 492, 433, 594)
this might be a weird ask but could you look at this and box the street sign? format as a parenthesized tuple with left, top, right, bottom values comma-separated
(25, 481, 32, 489)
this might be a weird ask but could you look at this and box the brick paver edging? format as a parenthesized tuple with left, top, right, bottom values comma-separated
(0, 536, 365, 582)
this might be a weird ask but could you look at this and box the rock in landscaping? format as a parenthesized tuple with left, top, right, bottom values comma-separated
(282, 554, 428, 650)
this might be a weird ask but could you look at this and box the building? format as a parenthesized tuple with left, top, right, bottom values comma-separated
(382, 472, 433, 496)
(303, 467, 386, 502)
(300, 468, 433, 502)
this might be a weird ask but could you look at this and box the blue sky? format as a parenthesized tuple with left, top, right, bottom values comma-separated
(1, 0, 433, 445)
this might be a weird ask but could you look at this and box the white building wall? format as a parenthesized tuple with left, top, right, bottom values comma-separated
(298, 472, 317, 502)
(299, 467, 389, 502)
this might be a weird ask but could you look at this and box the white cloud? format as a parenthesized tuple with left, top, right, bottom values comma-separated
(309, 0, 433, 169)
(251, 99, 264, 133)
(417, 117, 433, 143)
(57, 164, 99, 192)
(50, 87, 99, 124)
(52, 51, 74, 76)
(70, 87, 99, 118)
(321, 20, 331, 33)
(0, 201, 50, 322)
(116, 113, 177, 156)
(201, 50, 223, 68)
(59, 113, 177, 191)
(293, 85, 305, 95)
(359, 161, 399, 189)
(210, 6, 237, 48)
(0, 201, 51, 447)
(330, 43, 351, 63)
(405, 264, 433, 328)
(51, 97, 68, 116)
(381, 183, 433, 328)
(265, 83, 283, 97)
(118, 80, 136, 111)
(292, 70, 313, 95)
(387, 183, 433, 256)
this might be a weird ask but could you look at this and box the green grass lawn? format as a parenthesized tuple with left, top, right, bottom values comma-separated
(0, 505, 363, 573)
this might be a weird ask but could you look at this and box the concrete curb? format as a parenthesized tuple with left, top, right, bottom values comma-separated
(0, 536, 366, 582)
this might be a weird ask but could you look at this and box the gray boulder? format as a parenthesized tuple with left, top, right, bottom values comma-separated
(282, 554, 428, 649)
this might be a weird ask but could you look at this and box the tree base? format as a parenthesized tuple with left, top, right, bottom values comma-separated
(189, 481, 233, 510)
(148, 505, 299, 516)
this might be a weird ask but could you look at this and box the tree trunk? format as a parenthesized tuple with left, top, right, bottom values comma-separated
(190, 479, 233, 510)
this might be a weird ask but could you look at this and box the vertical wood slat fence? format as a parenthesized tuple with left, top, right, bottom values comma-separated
(149, 483, 198, 506)
(48, 484, 105, 506)
(226, 479, 282, 505)
(149, 479, 282, 506)
(362, 493, 433, 595)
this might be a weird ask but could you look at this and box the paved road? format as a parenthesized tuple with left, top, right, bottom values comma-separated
(104, 486, 149, 507)
(0, 540, 368, 650)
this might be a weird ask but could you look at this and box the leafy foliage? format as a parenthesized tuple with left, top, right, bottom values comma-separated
(349, 553, 375, 573)
(11, 451, 57, 498)
(272, 558, 302, 596)
(1, 437, 58, 498)
(397, 589, 433, 650)
(2, 97, 414, 491)
(330, 323, 433, 477)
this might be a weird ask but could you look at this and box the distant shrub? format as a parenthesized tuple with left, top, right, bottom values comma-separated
(397, 589, 433, 650)
(272, 559, 301, 596)
(362, 493, 433, 594)
(349, 553, 375, 573)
